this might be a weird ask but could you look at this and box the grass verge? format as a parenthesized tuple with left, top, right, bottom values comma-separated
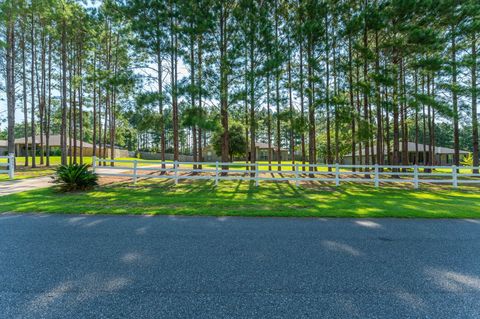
(1, 179, 480, 218)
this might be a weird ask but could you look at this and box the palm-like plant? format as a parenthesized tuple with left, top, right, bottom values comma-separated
(53, 164, 98, 192)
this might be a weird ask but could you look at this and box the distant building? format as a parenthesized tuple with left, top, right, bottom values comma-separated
(342, 142, 469, 165)
(202, 142, 289, 162)
(0, 140, 7, 155)
(12, 135, 95, 157)
(252, 142, 289, 162)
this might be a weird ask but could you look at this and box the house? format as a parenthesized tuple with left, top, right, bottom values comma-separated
(0, 140, 7, 156)
(13, 135, 94, 157)
(252, 142, 289, 162)
(342, 142, 469, 165)
(202, 142, 289, 162)
(12, 134, 132, 158)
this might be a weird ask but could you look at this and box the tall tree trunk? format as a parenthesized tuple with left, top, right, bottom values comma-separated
(299, 37, 306, 171)
(375, 30, 383, 165)
(348, 36, 356, 170)
(325, 15, 331, 168)
(332, 19, 339, 164)
(414, 69, 419, 164)
(362, 2, 370, 175)
(68, 42, 74, 165)
(72, 45, 78, 164)
(110, 33, 119, 166)
(431, 76, 436, 165)
(287, 40, 294, 167)
(244, 48, 249, 164)
(400, 58, 408, 166)
(384, 89, 391, 165)
(190, 28, 197, 169)
(197, 35, 203, 168)
(78, 39, 84, 165)
(472, 34, 478, 173)
(170, 1, 179, 161)
(356, 54, 363, 167)
(267, 74, 272, 170)
(275, 0, 281, 170)
(393, 60, 400, 166)
(31, 12, 37, 168)
(451, 24, 460, 166)
(427, 74, 432, 166)
(21, 25, 29, 165)
(92, 50, 97, 157)
(6, 15, 15, 157)
(39, 28, 46, 165)
(249, 35, 256, 166)
(219, 4, 229, 164)
(422, 74, 427, 165)
(60, 18, 68, 165)
(307, 29, 316, 172)
(156, 30, 166, 170)
(46, 36, 52, 167)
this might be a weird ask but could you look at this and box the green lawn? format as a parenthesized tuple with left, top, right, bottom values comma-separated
(0, 156, 144, 181)
(2, 179, 480, 218)
(0, 167, 56, 181)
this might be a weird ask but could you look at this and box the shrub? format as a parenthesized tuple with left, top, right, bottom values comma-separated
(53, 163, 98, 191)
(461, 153, 473, 166)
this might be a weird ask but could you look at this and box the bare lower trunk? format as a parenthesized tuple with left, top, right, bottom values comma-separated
(472, 35, 478, 173)
(6, 19, 16, 157)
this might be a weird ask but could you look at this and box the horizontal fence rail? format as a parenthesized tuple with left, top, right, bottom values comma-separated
(91, 156, 480, 189)
(0, 154, 15, 180)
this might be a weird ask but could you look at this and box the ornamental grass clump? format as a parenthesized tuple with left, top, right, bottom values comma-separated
(53, 163, 98, 192)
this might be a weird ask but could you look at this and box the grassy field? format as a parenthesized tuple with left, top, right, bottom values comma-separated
(1, 179, 480, 218)
(0, 167, 56, 181)
(0, 156, 143, 181)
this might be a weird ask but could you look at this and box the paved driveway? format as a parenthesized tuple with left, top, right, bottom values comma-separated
(0, 176, 53, 196)
(1, 214, 479, 318)
(0, 166, 157, 196)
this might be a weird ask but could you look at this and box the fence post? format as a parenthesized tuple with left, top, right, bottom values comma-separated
(414, 165, 419, 189)
(92, 156, 96, 173)
(8, 153, 14, 180)
(133, 160, 138, 184)
(374, 164, 379, 188)
(295, 163, 300, 187)
(255, 162, 259, 187)
(215, 161, 219, 187)
(174, 160, 178, 185)
(335, 163, 340, 186)
(452, 165, 458, 188)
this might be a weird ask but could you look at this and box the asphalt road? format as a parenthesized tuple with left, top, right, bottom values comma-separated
(1, 214, 480, 319)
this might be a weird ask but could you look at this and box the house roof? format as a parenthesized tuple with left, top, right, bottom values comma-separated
(14, 135, 94, 148)
(0, 140, 7, 147)
(345, 142, 469, 157)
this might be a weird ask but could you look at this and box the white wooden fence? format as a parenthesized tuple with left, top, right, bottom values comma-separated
(91, 156, 480, 189)
(0, 154, 15, 180)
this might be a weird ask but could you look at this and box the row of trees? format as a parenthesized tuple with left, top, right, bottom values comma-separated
(1, 0, 479, 170)
(1, 0, 133, 167)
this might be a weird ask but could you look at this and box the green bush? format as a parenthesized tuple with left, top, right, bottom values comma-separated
(461, 153, 473, 166)
(53, 163, 98, 191)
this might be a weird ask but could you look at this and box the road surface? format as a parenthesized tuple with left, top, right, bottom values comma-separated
(1, 214, 479, 318)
